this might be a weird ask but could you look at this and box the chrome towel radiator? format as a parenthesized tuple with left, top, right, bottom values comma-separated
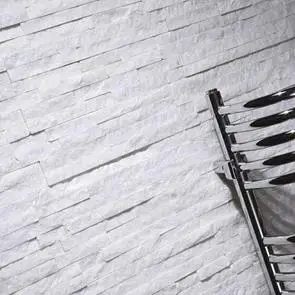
(207, 86, 295, 295)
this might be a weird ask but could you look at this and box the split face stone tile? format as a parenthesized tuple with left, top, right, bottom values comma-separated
(0, 110, 29, 146)
(0, 164, 47, 236)
(0, 1, 28, 29)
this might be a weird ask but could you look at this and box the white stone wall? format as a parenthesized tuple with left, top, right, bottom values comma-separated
(1, 0, 295, 294)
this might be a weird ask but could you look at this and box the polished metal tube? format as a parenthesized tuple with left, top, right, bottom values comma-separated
(239, 152, 295, 171)
(219, 86, 295, 115)
(264, 235, 295, 245)
(269, 255, 295, 264)
(231, 130, 295, 152)
(226, 108, 295, 133)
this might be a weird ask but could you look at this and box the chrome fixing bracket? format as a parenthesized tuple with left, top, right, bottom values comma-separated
(214, 160, 235, 180)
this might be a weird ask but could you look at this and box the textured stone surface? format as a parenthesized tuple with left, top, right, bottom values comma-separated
(1, 0, 295, 294)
